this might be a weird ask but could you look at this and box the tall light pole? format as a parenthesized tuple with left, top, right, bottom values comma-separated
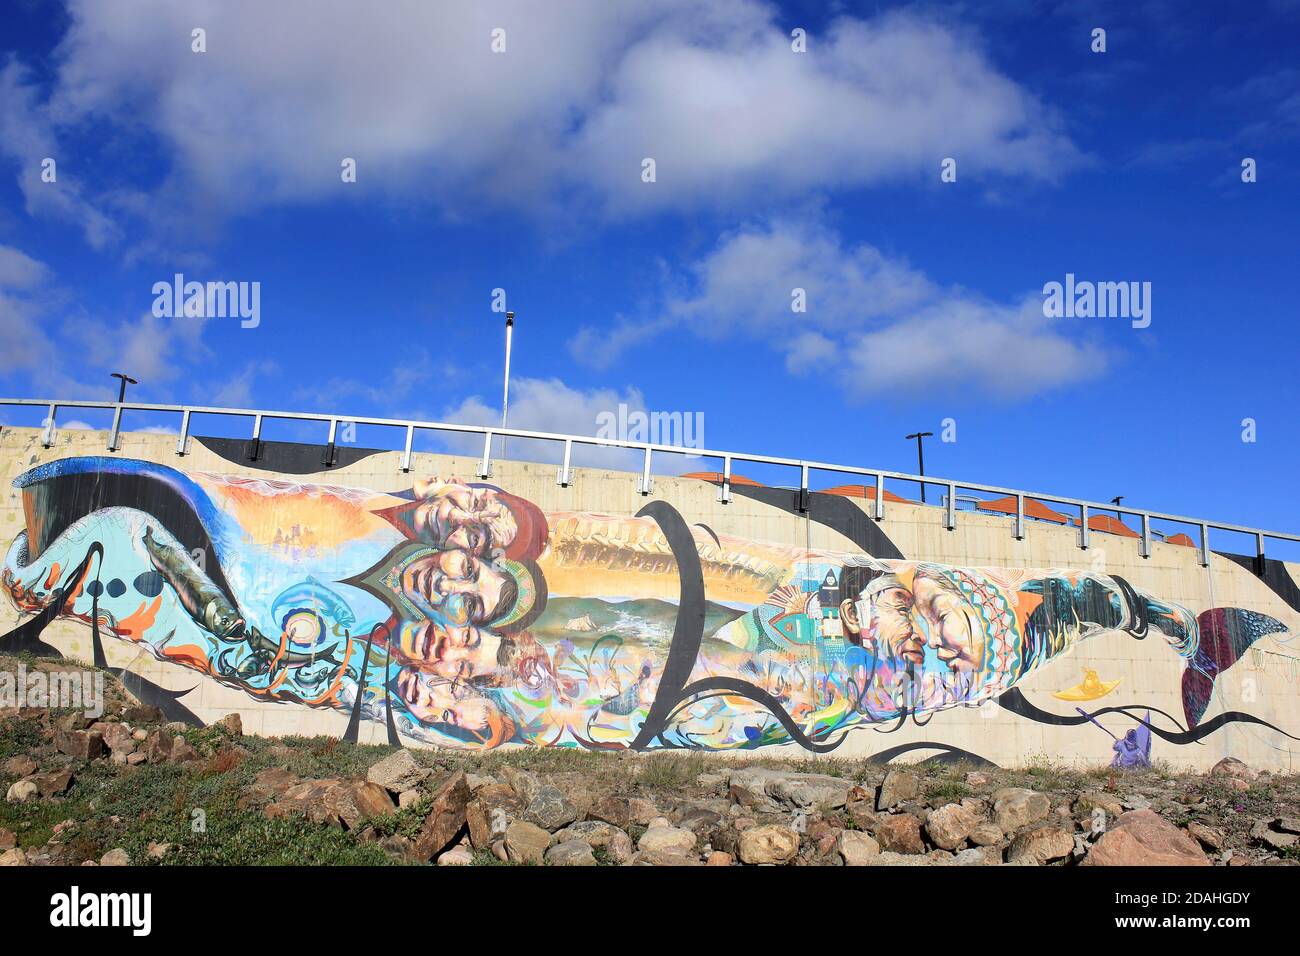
(500, 312, 514, 459)
(110, 372, 137, 404)
(1111, 495, 1124, 522)
(905, 431, 934, 503)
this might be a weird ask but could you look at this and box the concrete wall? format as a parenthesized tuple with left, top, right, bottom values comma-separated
(2, 424, 1297, 770)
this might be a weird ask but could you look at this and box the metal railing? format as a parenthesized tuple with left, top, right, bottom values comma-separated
(2, 396, 1296, 571)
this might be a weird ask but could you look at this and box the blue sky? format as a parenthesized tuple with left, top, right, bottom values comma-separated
(1, 0, 1298, 554)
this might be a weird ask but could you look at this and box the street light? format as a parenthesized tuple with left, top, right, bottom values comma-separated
(500, 312, 514, 459)
(905, 431, 934, 503)
(110, 372, 137, 404)
(1111, 495, 1125, 523)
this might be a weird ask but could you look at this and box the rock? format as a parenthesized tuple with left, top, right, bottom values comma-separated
(267, 779, 344, 826)
(504, 820, 552, 864)
(100, 723, 135, 754)
(141, 730, 173, 764)
(465, 773, 495, 792)
(554, 820, 621, 848)
(0, 828, 14, 850)
(546, 839, 597, 866)
(162, 721, 190, 735)
(706, 850, 734, 866)
(955, 847, 997, 865)
(607, 830, 634, 864)
(969, 822, 1004, 847)
(877, 769, 920, 810)
(214, 713, 243, 736)
(632, 849, 702, 866)
(500, 767, 541, 805)
(993, 788, 1051, 833)
(837, 830, 881, 865)
(168, 735, 200, 764)
(639, 825, 696, 855)
(100, 848, 130, 866)
(846, 803, 879, 831)
(1082, 809, 1211, 866)
(1252, 820, 1299, 851)
(3, 756, 37, 777)
(147, 842, 172, 860)
(367, 750, 429, 794)
(29, 769, 74, 798)
(125, 753, 146, 767)
(1121, 794, 1152, 811)
(925, 803, 979, 851)
(242, 767, 300, 805)
(398, 790, 421, 810)
(627, 797, 659, 826)
(524, 785, 577, 832)
(738, 824, 800, 864)
(1186, 821, 1225, 851)
(6, 780, 38, 804)
(1210, 757, 1258, 782)
(589, 795, 633, 829)
(55, 729, 105, 760)
(1074, 791, 1124, 820)
(324, 780, 395, 830)
(875, 813, 926, 854)
(437, 844, 474, 866)
(726, 767, 851, 811)
(1277, 817, 1300, 835)
(412, 771, 471, 861)
(124, 704, 163, 724)
(1008, 826, 1075, 865)
(677, 806, 724, 838)
(965, 771, 990, 787)
(0, 848, 26, 866)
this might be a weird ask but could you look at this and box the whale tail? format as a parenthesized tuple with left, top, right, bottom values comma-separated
(1182, 608, 1287, 727)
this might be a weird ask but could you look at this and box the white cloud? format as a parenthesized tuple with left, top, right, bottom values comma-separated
(570, 219, 1109, 398)
(3, 1, 1079, 238)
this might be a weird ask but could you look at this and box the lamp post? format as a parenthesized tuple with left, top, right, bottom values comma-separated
(500, 312, 514, 459)
(110, 372, 137, 404)
(906, 431, 934, 503)
(1111, 495, 1124, 524)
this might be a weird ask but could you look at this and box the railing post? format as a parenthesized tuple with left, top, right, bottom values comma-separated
(400, 424, 414, 473)
(477, 431, 493, 479)
(797, 463, 809, 513)
(1256, 532, 1267, 576)
(1013, 492, 1025, 540)
(41, 403, 57, 448)
(719, 455, 733, 504)
(176, 409, 191, 456)
(322, 418, 338, 467)
(247, 413, 263, 461)
(108, 404, 123, 452)
(556, 439, 572, 487)
(1198, 522, 1210, 568)
(1139, 513, 1151, 559)
(637, 446, 653, 496)
(945, 482, 956, 530)
(1079, 504, 1090, 550)
(873, 473, 885, 521)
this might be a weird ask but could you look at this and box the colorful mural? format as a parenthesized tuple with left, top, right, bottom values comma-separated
(1, 456, 1294, 755)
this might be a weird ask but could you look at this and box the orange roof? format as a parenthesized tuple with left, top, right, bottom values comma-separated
(819, 484, 912, 503)
(1070, 514, 1140, 538)
(681, 471, 763, 487)
(976, 495, 1069, 524)
(1164, 532, 1197, 547)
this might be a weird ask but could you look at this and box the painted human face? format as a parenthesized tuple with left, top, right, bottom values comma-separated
(912, 575, 984, 673)
(394, 667, 492, 730)
(409, 482, 517, 556)
(394, 620, 497, 681)
(399, 549, 510, 625)
(866, 585, 925, 666)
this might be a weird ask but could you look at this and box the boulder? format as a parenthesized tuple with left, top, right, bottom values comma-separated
(524, 785, 577, 832)
(499, 767, 541, 805)
(0, 828, 15, 850)
(877, 769, 920, 810)
(725, 767, 851, 811)
(437, 844, 473, 866)
(168, 735, 200, 764)
(1074, 791, 1124, 820)
(875, 813, 925, 854)
(738, 824, 800, 864)
(993, 788, 1050, 833)
(367, 749, 429, 794)
(123, 704, 163, 724)
(1210, 757, 1258, 782)
(969, 822, 1004, 847)
(100, 848, 130, 866)
(0, 848, 27, 866)
(2, 755, 37, 777)
(588, 795, 633, 829)
(1007, 825, 1075, 865)
(324, 780, 395, 829)
(504, 820, 552, 864)
(546, 839, 597, 866)
(55, 729, 104, 760)
(1186, 821, 1225, 851)
(5, 780, 38, 804)
(29, 769, 74, 798)
(925, 803, 979, 851)
(412, 771, 470, 861)
(214, 713, 243, 736)
(837, 830, 881, 866)
(1082, 810, 1211, 866)
(706, 851, 734, 866)
(638, 825, 696, 856)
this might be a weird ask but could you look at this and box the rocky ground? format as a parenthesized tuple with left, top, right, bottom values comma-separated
(2, 656, 1298, 867)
